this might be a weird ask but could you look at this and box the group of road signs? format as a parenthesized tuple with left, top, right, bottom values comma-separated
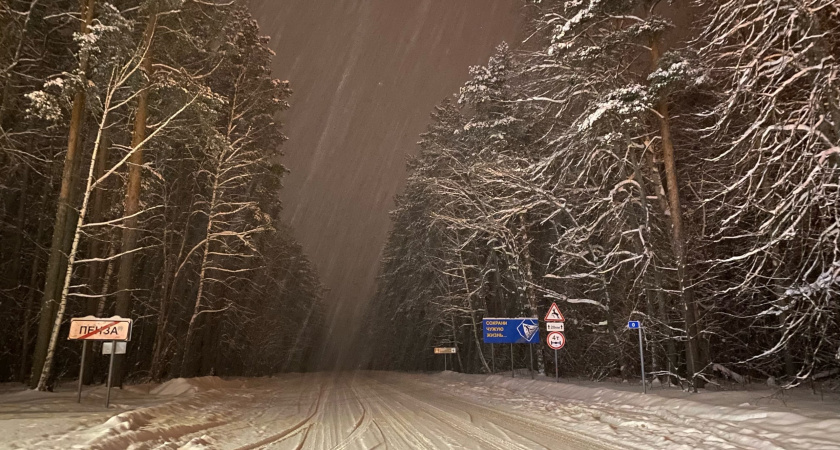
(68, 316, 133, 407)
(543, 303, 565, 382)
(458, 302, 570, 380)
(439, 304, 645, 390)
(544, 303, 565, 351)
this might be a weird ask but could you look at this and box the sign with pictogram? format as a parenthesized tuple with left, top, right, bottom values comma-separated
(68, 317, 132, 341)
(544, 303, 565, 322)
(546, 331, 566, 350)
(434, 347, 457, 354)
(482, 318, 540, 344)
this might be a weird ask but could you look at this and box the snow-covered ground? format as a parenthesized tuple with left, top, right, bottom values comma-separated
(1, 371, 838, 449)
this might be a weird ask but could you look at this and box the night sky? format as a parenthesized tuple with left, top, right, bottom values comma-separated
(249, 0, 522, 365)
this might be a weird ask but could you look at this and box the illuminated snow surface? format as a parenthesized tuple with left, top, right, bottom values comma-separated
(1, 371, 839, 449)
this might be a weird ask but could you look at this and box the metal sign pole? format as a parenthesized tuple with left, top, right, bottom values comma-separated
(77, 341, 88, 403)
(106, 340, 116, 407)
(554, 349, 559, 383)
(491, 344, 495, 374)
(444, 353, 447, 372)
(529, 344, 534, 379)
(510, 344, 514, 378)
(638, 327, 646, 394)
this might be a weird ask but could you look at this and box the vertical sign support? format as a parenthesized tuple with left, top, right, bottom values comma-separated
(444, 353, 447, 371)
(491, 344, 495, 374)
(628, 321, 646, 394)
(510, 343, 514, 378)
(482, 318, 539, 377)
(638, 326, 646, 394)
(529, 344, 534, 379)
(105, 340, 116, 407)
(67, 317, 132, 408)
(545, 303, 566, 384)
(77, 341, 88, 403)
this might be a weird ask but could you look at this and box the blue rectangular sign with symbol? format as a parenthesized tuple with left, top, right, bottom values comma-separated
(482, 318, 540, 344)
(627, 321, 640, 329)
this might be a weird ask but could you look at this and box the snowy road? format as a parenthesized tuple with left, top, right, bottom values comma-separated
(3, 371, 839, 449)
(1, 372, 611, 449)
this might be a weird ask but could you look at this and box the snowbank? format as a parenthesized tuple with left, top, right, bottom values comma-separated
(429, 371, 840, 449)
(149, 376, 233, 396)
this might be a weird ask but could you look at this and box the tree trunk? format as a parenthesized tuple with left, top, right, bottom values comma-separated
(18, 216, 46, 383)
(36, 77, 115, 392)
(112, 14, 156, 387)
(0, 0, 40, 126)
(10, 165, 29, 287)
(632, 145, 678, 383)
(651, 36, 703, 388)
(180, 167, 220, 377)
(29, 0, 96, 389)
(459, 261, 492, 373)
(519, 216, 546, 375)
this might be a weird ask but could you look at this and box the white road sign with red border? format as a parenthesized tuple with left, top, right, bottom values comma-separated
(546, 331, 566, 350)
(68, 317, 132, 341)
(544, 303, 565, 322)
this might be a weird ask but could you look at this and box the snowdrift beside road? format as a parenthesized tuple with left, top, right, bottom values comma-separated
(429, 371, 840, 449)
(149, 376, 239, 396)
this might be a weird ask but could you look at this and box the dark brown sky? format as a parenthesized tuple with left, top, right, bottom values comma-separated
(248, 0, 522, 363)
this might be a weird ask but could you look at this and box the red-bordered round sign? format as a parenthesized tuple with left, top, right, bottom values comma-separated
(546, 331, 566, 350)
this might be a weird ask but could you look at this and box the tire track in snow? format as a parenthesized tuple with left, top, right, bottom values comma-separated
(328, 377, 371, 450)
(355, 380, 438, 449)
(233, 377, 331, 450)
(369, 378, 530, 450)
(375, 375, 617, 450)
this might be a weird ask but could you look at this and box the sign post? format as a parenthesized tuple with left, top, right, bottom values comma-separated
(544, 303, 566, 383)
(529, 343, 534, 379)
(77, 341, 88, 403)
(481, 318, 539, 378)
(491, 344, 495, 373)
(434, 347, 457, 372)
(628, 321, 645, 394)
(68, 317, 132, 407)
(106, 340, 116, 406)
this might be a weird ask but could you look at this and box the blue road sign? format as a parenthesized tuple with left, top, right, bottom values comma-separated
(627, 321, 641, 329)
(482, 318, 540, 344)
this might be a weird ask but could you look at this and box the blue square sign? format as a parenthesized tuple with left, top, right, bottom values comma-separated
(627, 321, 640, 329)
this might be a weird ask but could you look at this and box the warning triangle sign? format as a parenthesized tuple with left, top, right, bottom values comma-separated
(544, 302, 565, 322)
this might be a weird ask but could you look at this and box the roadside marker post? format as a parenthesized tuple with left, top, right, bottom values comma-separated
(628, 321, 646, 394)
(68, 317, 132, 407)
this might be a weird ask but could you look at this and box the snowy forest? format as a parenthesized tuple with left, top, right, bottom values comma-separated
(368, 0, 840, 389)
(0, 0, 325, 389)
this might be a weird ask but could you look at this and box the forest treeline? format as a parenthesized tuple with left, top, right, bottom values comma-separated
(367, 0, 840, 389)
(0, 0, 324, 389)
